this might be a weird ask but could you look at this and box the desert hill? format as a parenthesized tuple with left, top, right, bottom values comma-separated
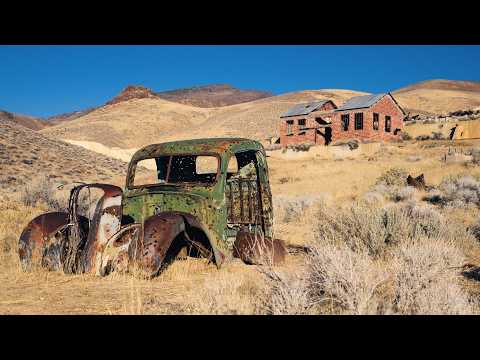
(0, 110, 46, 131)
(155, 89, 370, 144)
(43, 107, 97, 126)
(156, 84, 273, 107)
(41, 88, 368, 150)
(39, 84, 271, 128)
(393, 79, 480, 115)
(107, 84, 273, 108)
(394, 79, 480, 93)
(32, 79, 480, 157)
(106, 85, 158, 106)
(0, 121, 132, 194)
(41, 97, 212, 148)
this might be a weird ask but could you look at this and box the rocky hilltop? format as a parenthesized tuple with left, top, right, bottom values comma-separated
(43, 108, 97, 126)
(0, 110, 46, 131)
(156, 84, 273, 107)
(104, 84, 273, 108)
(106, 85, 158, 106)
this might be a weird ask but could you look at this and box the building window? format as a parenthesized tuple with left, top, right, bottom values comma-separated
(354, 113, 363, 130)
(341, 114, 349, 131)
(298, 119, 306, 130)
(385, 116, 391, 132)
(373, 113, 379, 130)
(286, 120, 294, 135)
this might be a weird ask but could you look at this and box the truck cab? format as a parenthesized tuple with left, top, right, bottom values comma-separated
(19, 138, 285, 278)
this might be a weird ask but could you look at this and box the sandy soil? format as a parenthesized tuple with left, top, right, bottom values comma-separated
(1, 139, 480, 314)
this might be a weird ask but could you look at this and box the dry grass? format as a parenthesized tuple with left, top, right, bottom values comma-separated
(425, 174, 480, 208)
(375, 167, 409, 186)
(392, 240, 474, 315)
(404, 119, 480, 140)
(0, 198, 271, 314)
(0, 121, 128, 196)
(41, 89, 368, 149)
(471, 220, 480, 242)
(19, 177, 66, 211)
(268, 200, 479, 315)
(394, 88, 480, 115)
(179, 271, 265, 315)
(40, 82, 480, 151)
(260, 268, 313, 315)
(41, 98, 212, 148)
(37, 80, 480, 150)
(307, 244, 390, 314)
(272, 194, 330, 247)
(2, 139, 480, 314)
(313, 200, 476, 258)
(0, 200, 46, 270)
(4, 82, 480, 315)
(273, 194, 328, 223)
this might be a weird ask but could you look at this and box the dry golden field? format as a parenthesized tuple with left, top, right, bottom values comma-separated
(38, 84, 480, 155)
(40, 98, 212, 148)
(392, 79, 480, 115)
(404, 119, 480, 140)
(38, 80, 480, 148)
(40, 89, 370, 149)
(1, 138, 480, 314)
(394, 88, 480, 115)
(0, 121, 128, 197)
(3, 79, 480, 314)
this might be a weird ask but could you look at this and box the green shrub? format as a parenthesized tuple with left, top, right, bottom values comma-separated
(401, 132, 412, 141)
(375, 168, 409, 187)
(416, 135, 431, 141)
(431, 132, 445, 140)
(287, 143, 312, 152)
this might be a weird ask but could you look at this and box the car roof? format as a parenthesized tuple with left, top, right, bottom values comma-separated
(130, 138, 263, 163)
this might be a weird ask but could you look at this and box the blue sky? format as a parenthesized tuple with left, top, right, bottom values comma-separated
(1, 45, 479, 118)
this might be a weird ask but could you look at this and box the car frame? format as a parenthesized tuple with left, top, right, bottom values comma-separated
(18, 138, 286, 278)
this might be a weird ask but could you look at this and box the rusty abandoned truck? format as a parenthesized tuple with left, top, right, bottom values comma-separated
(18, 138, 287, 278)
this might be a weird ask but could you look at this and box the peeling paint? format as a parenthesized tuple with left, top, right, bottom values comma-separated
(18, 138, 284, 277)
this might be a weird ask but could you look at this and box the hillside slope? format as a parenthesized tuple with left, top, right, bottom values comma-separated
(39, 79, 480, 154)
(156, 84, 273, 107)
(41, 89, 368, 149)
(41, 97, 212, 148)
(155, 89, 370, 143)
(0, 110, 46, 130)
(105, 84, 273, 108)
(0, 121, 131, 193)
(43, 107, 97, 126)
(393, 80, 480, 115)
(394, 79, 480, 93)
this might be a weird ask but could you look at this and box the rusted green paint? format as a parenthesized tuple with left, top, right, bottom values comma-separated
(122, 138, 271, 266)
(18, 138, 276, 276)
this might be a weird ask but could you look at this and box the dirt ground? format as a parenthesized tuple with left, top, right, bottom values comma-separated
(1, 139, 479, 314)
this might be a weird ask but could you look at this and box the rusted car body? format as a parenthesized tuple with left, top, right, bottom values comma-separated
(19, 138, 286, 278)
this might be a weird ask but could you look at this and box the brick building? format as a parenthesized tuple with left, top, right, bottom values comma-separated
(279, 93, 405, 146)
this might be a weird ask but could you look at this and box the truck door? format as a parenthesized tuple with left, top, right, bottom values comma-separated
(255, 150, 273, 238)
(225, 149, 273, 238)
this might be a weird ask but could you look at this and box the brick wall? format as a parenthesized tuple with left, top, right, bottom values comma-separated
(279, 101, 336, 146)
(279, 95, 404, 146)
(332, 95, 404, 143)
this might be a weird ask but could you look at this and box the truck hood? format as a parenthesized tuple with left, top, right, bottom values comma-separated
(122, 188, 217, 224)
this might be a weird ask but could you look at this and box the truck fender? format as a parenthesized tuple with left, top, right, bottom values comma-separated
(130, 213, 186, 278)
(232, 229, 287, 265)
(18, 212, 88, 271)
